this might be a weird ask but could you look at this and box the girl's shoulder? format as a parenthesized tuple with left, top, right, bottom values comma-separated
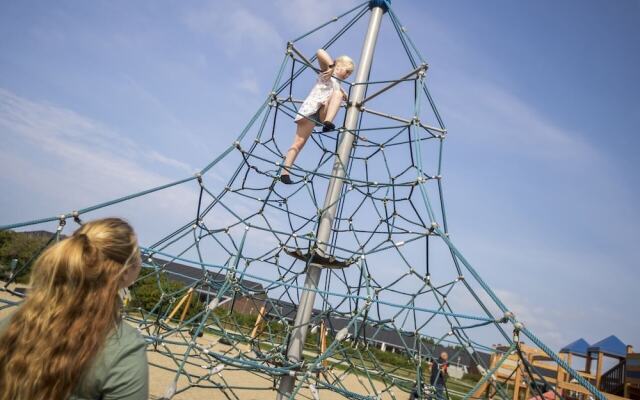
(107, 320, 146, 350)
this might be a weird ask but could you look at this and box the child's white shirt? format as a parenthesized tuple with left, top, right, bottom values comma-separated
(295, 74, 341, 122)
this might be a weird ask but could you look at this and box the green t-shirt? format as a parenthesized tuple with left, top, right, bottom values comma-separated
(0, 315, 149, 400)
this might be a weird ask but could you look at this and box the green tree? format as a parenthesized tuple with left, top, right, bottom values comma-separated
(128, 268, 203, 321)
(0, 231, 55, 283)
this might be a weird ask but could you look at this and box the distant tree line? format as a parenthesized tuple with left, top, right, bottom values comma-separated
(0, 230, 56, 283)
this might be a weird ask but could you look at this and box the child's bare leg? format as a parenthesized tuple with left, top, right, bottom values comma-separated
(320, 90, 343, 131)
(281, 118, 315, 183)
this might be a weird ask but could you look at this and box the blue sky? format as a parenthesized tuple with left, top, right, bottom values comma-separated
(1, 0, 638, 354)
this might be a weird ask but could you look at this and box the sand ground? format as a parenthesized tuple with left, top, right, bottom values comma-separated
(145, 330, 397, 400)
(1, 286, 401, 400)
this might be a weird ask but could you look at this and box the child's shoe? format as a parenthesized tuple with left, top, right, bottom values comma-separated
(322, 121, 336, 132)
(280, 174, 293, 184)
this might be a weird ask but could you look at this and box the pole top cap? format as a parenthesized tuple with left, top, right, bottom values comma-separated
(369, 0, 390, 13)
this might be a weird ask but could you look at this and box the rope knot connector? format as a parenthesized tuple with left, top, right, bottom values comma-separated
(71, 210, 82, 225)
(57, 214, 67, 230)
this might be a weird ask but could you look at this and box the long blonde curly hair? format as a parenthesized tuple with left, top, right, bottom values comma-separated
(0, 217, 141, 400)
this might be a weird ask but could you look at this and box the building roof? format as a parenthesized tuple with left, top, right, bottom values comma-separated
(147, 258, 492, 368)
(261, 298, 493, 368)
(560, 338, 590, 356)
(588, 335, 627, 358)
(148, 257, 265, 294)
(264, 297, 303, 320)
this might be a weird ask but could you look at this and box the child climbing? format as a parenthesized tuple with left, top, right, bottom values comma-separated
(280, 49, 355, 184)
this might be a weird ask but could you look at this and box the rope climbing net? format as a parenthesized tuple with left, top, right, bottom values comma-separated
(0, 2, 607, 400)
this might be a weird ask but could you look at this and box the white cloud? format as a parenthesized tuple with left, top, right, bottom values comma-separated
(237, 68, 260, 94)
(493, 289, 567, 347)
(183, 3, 283, 56)
(396, 9, 600, 164)
(447, 282, 566, 350)
(0, 88, 192, 182)
(121, 75, 212, 157)
(0, 87, 198, 233)
(439, 76, 599, 162)
(147, 150, 194, 173)
(0, 88, 291, 255)
(446, 223, 640, 351)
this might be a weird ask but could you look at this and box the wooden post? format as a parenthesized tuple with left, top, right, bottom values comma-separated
(320, 321, 328, 367)
(625, 383, 629, 399)
(523, 350, 532, 400)
(472, 352, 497, 399)
(179, 289, 193, 322)
(624, 347, 639, 399)
(558, 353, 567, 397)
(250, 304, 267, 339)
(595, 352, 604, 389)
(513, 358, 523, 400)
(167, 288, 194, 322)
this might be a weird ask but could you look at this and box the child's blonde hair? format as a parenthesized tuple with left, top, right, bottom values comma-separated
(335, 55, 355, 73)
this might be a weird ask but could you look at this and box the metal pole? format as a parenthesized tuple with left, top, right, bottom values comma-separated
(277, 3, 386, 398)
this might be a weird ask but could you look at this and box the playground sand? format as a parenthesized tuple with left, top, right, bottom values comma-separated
(145, 328, 396, 399)
(0, 288, 396, 400)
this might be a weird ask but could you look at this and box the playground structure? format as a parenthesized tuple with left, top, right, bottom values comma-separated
(0, 1, 633, 399)
(626, 351, 640, 400)
(472, 336, 639, 400)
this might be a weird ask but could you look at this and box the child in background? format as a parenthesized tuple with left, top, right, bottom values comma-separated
(280, 49, 355, 184)
(429, 351, 449, 400)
